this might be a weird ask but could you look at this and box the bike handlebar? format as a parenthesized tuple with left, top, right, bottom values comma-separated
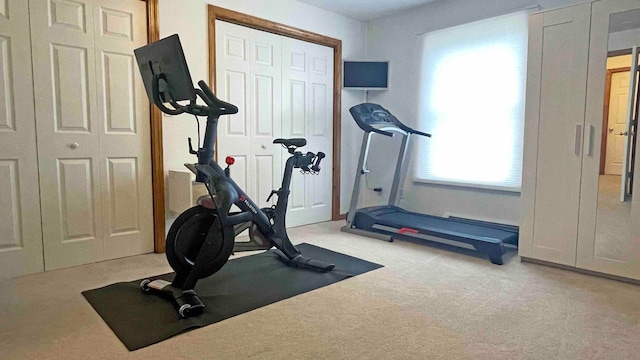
(311, 152, 325, 172)
(197, 81, 238, 116)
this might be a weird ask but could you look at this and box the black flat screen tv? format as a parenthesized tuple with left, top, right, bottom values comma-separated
(343, 61, 389, 90)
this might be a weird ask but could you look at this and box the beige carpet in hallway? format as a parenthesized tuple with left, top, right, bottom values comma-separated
(1, 221, 639, 359)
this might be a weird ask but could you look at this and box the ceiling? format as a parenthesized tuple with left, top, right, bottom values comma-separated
(296, 0, 444, 21)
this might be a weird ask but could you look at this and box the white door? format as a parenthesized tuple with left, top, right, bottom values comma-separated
(605, 71, 631, 175)
(281, 38, 333, 227)
(216, 21, 283, 209)
(30, 0, 152, 270)
(0, 0, 44, 278)
(93, 0, 153, 260)
(215, 21, 334, 227)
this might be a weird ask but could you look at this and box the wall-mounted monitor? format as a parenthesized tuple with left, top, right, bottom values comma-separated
(343, 61, 389, 90)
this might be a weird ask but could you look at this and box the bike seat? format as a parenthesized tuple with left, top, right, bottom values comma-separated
(273, 138, 306, 148)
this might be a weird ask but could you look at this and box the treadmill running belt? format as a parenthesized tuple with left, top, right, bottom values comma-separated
(377, 210, 517, 242)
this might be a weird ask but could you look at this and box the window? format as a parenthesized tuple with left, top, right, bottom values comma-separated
(415, 12, 529, 192)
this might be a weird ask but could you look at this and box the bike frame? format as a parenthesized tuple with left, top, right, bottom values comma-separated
(153, 76, 304, 258)
(189, 122, 302, 257)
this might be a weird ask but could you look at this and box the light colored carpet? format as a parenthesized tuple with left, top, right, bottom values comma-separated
(1, 221, 640, 359)
(595, 175, 633, 261)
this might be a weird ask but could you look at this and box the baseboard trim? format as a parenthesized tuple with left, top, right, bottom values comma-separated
(521, 257, 640, 286)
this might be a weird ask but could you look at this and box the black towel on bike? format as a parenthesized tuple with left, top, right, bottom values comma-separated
(82, 243, 383, 351)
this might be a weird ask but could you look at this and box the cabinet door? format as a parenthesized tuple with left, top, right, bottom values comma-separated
(520, 4, 591, 266)
(577, 0, 640, 280)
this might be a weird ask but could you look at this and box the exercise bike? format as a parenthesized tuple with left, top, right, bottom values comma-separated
(134, 34, 335, 318)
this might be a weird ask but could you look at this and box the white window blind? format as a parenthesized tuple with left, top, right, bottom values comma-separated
(415, 12, 529, 192)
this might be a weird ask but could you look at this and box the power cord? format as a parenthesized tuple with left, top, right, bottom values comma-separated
(193, 114, 201, 148)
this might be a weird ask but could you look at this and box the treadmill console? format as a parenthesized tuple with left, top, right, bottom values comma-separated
(349, 103, 431, 138)
(349, 103, 400, 131)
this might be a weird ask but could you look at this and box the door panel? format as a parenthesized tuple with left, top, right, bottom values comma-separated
(31, 0, 102, 270)
(282, 37, 333, 228)
(31, 0, 151, 270)
(52, 44, 92, 132)
(58, 158, 97, 242)
(0, 0, 44, 278)
(94, 0, 151, 260)
(103, 51, 137, 134)
(107, 157, 140, 235)
(216, 21, 282, 210)
(606, 72, 631, 175)
(0, 161, 22, 248)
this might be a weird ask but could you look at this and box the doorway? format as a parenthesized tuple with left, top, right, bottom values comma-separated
(600, 52, 639, 200)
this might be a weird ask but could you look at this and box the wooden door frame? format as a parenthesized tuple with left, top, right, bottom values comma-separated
(600, 66, 631, 175)
(142, 0, 165, 252)
(207, 6, 345, 222)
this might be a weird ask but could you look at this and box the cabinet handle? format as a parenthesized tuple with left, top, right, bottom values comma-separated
(575, 124, 583, 156)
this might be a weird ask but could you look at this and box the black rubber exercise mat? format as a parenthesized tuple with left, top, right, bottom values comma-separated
(82, 243, 383, 351)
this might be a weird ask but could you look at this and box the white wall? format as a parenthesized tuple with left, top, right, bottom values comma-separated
(363, 0, 592, 225)
(158, 0, 367, 228)
(609, 28, 640, 51)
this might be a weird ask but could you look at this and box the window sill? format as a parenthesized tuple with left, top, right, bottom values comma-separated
(412, 177, 522, 194)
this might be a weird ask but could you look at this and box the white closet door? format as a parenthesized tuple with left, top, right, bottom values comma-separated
(604, 71, 631, 176)
(282, 38, 333, 227)
(216, 21, 334, 227)
(519, 4, 591, 266)
(93, 0, 152, 260)
(577, 0, 640, 280)
(30, 0, 103, 270)
(216, 21, 283, 209)
(30, 0, 152, 270)
(0, 0, 44, 278)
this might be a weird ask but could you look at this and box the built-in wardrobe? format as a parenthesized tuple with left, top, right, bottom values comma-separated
(521, 0, 640, 281)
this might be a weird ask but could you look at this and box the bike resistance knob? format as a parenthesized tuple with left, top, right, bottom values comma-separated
(225, 156, 235, 166)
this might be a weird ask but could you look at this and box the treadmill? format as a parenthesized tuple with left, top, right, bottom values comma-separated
(341, 103, 518, 265)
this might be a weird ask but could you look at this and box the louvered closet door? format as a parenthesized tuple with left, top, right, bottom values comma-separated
(0, 0, 44, 278)
(30, 0, 152, 270)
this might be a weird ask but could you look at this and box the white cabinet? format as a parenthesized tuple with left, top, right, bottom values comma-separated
(521, 0, 640, 281)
